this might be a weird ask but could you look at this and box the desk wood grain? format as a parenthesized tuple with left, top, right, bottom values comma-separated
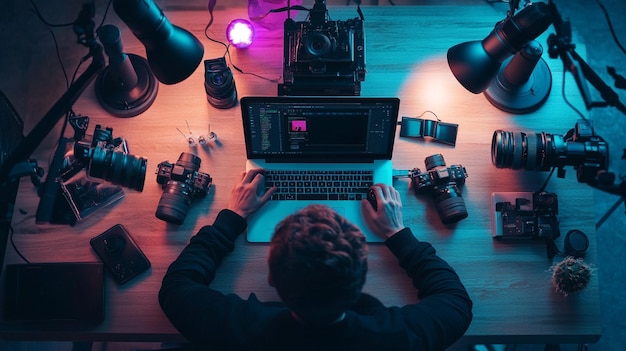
(1, 5, 600, 345)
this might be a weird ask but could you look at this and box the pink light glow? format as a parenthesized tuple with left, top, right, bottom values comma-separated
(226, 19, 255, 48)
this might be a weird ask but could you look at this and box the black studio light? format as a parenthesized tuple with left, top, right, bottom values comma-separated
(112, 0, 204, 85)
(447, 2, 552, 114)
(95, 24, 158, 117)
(94, 0, 205, 117)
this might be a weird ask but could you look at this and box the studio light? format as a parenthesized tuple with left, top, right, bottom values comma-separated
(113, 0, 204, 85)
(447, 2, 552, 113)
(226, 19, 255, 49)
(95, 24, 158, 117)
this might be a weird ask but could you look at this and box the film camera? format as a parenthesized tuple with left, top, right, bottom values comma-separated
(409, 154, 468, 224)
(494, 191, 560, 240)
(73, 124, 147, 192)
(278, 0, 366, 96)
(491, 119, 609, 184)
(155, 152, 212, 225)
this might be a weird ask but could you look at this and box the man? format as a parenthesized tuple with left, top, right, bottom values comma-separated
(159, 170, 473, 350)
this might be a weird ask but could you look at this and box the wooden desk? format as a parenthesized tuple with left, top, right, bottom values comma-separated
(0, 5, 601, 346)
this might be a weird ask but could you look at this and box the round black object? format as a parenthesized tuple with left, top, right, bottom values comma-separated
(155, 180, 195, 225)
(564, 229, 589, 258)
(432, 187, 468, 224)
(305, 32, 332, 57)
(367, 188, 377, 211)
(204, 59, 237, 109)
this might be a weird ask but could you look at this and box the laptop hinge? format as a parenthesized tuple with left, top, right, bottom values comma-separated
(264, 158, 375, 164)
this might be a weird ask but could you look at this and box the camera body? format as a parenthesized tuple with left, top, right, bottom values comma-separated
(155, 152, 212, 225)
(409, 154, 468, 224)
(494, 191, 560, 240)
(278, 0, 366, 96)
(73, 124, 147, 192)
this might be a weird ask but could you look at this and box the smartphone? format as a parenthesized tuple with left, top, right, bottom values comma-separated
(90, 224, 151, 285)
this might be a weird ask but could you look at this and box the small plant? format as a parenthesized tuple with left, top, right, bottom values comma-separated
(550, 256, 594, 296)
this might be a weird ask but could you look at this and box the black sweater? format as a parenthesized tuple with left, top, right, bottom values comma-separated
(159, 209, 473, 351)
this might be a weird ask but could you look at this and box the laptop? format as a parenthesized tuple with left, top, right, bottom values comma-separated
(241, 96, 400, 243)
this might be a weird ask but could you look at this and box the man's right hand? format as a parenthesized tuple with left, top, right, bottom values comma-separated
(227, 169, 276, 220)
(360, 184, 405, 239)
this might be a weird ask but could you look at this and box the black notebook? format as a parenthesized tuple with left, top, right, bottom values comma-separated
(3, 262, 105, 323)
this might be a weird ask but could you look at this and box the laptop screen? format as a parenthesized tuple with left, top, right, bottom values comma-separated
(241, 97, 400, 161)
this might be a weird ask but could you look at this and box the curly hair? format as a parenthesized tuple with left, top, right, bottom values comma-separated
(268, 205, 368, 324)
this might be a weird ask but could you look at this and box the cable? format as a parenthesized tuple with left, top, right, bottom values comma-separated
(593, 0, 626, 56)
(537, 167, 556, 193)
(595, 196, 625, 229)
(203, 0, 282, 84)
(560, 68, 589, 123)
(8, 225, 30, 264)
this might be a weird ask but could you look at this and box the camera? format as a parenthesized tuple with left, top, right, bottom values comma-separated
(155, 152, 212, 225)
(491, 119, 609, 183)
(278, 0, 366, 96)
(73, 124, 147, 192)
(409, 154, 468, 224)
(204, 57, 237, 109)
(494, 191, 560, 240)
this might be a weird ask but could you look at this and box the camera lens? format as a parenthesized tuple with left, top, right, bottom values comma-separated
(491, 130, 565, 171)
(204, 58, 237, 109)
(424, 154, 446, 170)
(305, 32, 332, 57)
(87, 147, 147, 191)
(432, 186, 468, 224)
(155, 180, 194, 225)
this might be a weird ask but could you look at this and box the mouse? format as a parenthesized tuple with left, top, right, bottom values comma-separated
(367, 188, 377, 211)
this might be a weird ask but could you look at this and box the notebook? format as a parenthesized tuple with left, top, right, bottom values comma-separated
(241, 96, 400, 243)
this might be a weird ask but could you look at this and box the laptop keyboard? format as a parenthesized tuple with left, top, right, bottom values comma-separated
(264, 170, 374, 201)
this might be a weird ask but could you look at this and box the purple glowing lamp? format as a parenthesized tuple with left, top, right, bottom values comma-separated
(226, 19, 255, 49)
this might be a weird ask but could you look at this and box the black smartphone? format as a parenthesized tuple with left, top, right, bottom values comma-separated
(90, 224, 151, 285)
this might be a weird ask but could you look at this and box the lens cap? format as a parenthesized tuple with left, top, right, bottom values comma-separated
(564, 229, 589, 258)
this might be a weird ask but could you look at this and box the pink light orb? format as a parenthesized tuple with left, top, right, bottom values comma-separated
(226, 19, 255, 49)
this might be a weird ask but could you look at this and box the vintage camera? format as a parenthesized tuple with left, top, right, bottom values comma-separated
(155, 152, 212, 225)
(409, 154, 468, 224)
(494, 191, 560, 240)
(204, 57, 237, 109)
(491, 119, 609, 183)
(73, 124, 147, 192)
(278, 0, 366, 96)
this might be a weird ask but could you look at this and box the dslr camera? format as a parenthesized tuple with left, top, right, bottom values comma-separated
(278, 0, 366, 96)
(494, 191, 560, 240)
(155, 152, 212, 225)
(409, 154, 468, 224)
(491, 119, 609, 184)
(73, 124, 147, 192)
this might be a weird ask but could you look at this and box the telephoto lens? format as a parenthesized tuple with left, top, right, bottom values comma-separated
(73, 125, 148, 192)
(87, 147, 148, 192)
(491, 120, 609, 182)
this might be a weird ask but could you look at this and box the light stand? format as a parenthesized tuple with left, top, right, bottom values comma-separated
(546, 0, 626, 115)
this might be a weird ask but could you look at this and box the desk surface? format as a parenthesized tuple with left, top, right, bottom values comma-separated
(1, 5, 600, 345)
